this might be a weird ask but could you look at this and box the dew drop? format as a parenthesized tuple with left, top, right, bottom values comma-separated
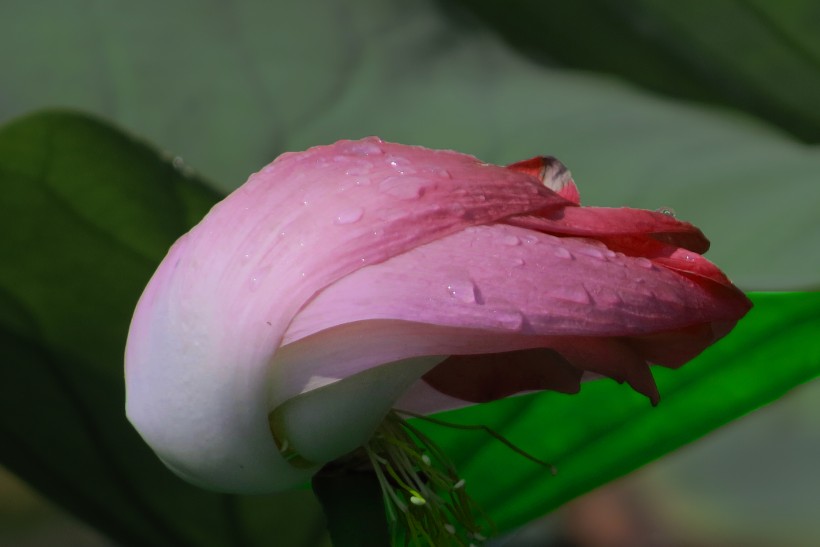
(502, 235, 521, 246)
(553, 247, 572, 259)
(656, 207, 677, 218)
(333, 207, 364, 225)
(657, 288, 685, 305)
(510, 257, 525, 268)
(387, 156, 411, 168)
(347, 140, 383, 156)
(447, 279, 477, 304)
(249, 276, 260, 291)
(387, 156, 416, 175)
(495, 310, 524, 331)
(635, 257, 654, 269)
(595, 287, 622, 305)
(522, 234, 539, 245)
(379, 176, 431, 200)
(449, 203, 466, 217)
(345, 161, 373, 176)
(377, 208, 410, 221)
(575, 246, 605, 259)
(562, 285, 591, 304)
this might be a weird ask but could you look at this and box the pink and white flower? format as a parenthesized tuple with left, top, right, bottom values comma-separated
(125, 138, 751, 493)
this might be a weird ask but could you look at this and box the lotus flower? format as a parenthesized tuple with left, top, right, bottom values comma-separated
(125, 138, 751, 497)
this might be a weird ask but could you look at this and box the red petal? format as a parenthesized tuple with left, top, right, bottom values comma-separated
(508, 207, 710, 254)
(422, 348, 583, 403)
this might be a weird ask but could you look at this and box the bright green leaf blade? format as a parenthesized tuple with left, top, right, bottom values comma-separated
(1, 0, 818, 289)
(451, 0, 820, 143)
(416, 292, 820, 533)
(0, 111, 328, 547)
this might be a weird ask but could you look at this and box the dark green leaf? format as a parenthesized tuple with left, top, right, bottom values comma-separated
(417, 291, 820, 532)
(449, 0, 820, 143)
(0, 110, 328, 547)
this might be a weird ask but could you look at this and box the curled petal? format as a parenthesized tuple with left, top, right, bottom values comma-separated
(126, 139, 571, 492)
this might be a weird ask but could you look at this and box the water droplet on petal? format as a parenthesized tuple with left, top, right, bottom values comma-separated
(510, 257, 525, 268)
(595, 287, 622, 305)
(347, 141, 383, 156)
(656, 206, 677, 217)
(656, 288, 685, 305)
(379, 176, 432, 200)
(562, 285, 590, 304)
(333, 207, 364, 225)
(575, 246, 605, 259)
(345, 161, 373, 176)
(377, 208, 410, 221)
(502, 235, 521, 246)
(635, 257, 654, 269)
(387, 156, 416, 175)
(553, 247, 572, 259)
(447, 279, 477, 304)
(448, 203, 466, 217)
(495, 310, 524, 331)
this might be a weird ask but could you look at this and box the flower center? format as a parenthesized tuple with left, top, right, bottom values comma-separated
(365, 410, 490, 545)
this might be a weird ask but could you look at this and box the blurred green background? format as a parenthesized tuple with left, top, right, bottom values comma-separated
(1, 1, 819, 545)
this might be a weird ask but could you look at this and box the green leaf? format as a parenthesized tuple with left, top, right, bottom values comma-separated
(450, 0, 820, 143)
(416, 291, 820, 533)
(1, 0, 817, 289)
(0, 111, 328, 547)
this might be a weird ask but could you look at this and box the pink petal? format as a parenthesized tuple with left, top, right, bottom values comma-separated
(126, 138, 566, 492)
(288, 224, 744, 342)
(286, 223, 747, 407)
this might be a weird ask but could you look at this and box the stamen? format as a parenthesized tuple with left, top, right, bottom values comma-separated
(395, 408, 557, 473)
(364, 410, 492, 545)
